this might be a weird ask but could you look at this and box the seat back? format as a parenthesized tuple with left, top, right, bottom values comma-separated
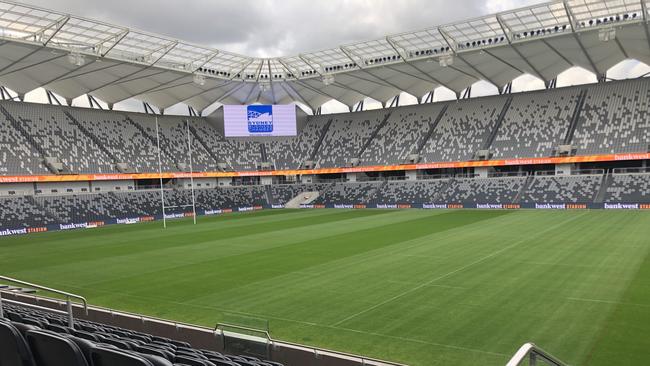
(26, 330, 89, 366)
(91, 347, 154, 366)
(0, 321, 36, 366)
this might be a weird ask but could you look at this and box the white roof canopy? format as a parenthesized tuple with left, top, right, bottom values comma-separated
(0, 0, 648, 112)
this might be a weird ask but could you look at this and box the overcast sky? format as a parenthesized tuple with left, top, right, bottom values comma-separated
(16, 0, 650, 114)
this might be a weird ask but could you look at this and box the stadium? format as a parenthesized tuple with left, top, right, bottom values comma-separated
(1, 0, 650, 365)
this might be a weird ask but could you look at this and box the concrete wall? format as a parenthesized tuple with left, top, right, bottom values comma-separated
(90, 180, 135, 193)
(0, 183, 34, 196)
(35, 182, 90, 195)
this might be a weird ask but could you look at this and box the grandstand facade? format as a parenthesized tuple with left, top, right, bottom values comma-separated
(2, 74, 650, 235)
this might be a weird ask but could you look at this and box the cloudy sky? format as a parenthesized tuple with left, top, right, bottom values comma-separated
(15, 0, 650, 114)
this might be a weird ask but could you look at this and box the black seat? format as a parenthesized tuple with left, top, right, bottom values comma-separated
(26, 329, 88, 366)
(9, 321, 40, 337)
(0, 321, 36, 366)
(63, 335, 97, 363)
(174, 355, 216, 366)
(133, 345, 174, 361)
(91, 347, 154, 366)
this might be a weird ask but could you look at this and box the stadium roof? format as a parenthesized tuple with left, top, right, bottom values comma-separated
(0, 0, 649, 113)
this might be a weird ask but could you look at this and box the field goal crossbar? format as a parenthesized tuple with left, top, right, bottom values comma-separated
(506, 343, 567, 366)
(155, 116, 197, 228)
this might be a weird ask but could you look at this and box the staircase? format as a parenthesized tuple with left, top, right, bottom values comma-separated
(564, 88, 588, 145)
(123, 115, 175, 163)
(514, 175, 534, 203)
(264, 185, 274, 205)
(356, 112, 392, 159)
(416, 104, 448, 155)
(284, 191, 320, 208)
(308, 118, 333, 162)
(64, 111, 119, 166)
(594, 172, 612, 203)
(483, 96, 513, 150)
(0, 105, 48, 158)
(187, 123, 221, 166)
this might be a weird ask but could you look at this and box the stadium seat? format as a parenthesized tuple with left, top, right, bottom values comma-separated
(0, 321, 36, 366)
(91, 347, 155, 366)
(26, 329, 89, 366)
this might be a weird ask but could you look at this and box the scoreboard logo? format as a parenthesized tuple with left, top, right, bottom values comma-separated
(247, 105, 273, 133)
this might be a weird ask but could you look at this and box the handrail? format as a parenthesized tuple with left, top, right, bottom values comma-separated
(506, 343, 567, 366)
(0, 275, 87, 328)
(214, 322, 407, 366)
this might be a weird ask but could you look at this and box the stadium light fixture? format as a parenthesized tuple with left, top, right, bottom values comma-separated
(439, 55, 454, 67)
(67, 52, 85, 67)
(193, 74, 206, 86)
(322, 75, 335, 86)
(598, 27, 616, 42)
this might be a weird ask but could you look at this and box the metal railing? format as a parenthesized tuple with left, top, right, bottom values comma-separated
(0, 275, 87, 328)
(214, 322, 407, 366)
(506, 343, 567, 366)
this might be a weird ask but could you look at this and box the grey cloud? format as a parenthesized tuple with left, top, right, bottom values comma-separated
(17, 0, 541, 57)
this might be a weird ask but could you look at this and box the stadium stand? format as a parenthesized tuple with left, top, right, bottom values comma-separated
(420, 96, 506, 162)
(370, 179, 450, 204)
(190, 122, 263, 171)
(314, 110, 387, 168)
(0, 196, 57, 229)
(313, 182, 383, 205)
(0, 302, 284, 366)
(440, 176, 526, 204)
(0, 104, 50, 175)
(264, 117, 327, 170)
(270, 183, 333, 204)
(360, 104, 447, 165)
(1, 101, 115, 174)
(572, 78, 650, 155)
(520, 175, 603, 203)
(490, 88, 580, 158)
(66, 109, 163, 173)
(603, 172, 650, 203)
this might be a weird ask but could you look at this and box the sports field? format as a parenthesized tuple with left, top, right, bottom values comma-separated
(1, 209, 649, 365)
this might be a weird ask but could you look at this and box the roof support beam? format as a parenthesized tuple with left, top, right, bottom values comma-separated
(85, 67, 164, 94)
(39, 15, 70, 46)
(438, 27, 496, 86)
(99, 29, 129, 57)
(132, 74, 192, 96)
(540, 39, 573, 67)
(179, 80, 236, 103)
(495, 15, 546, 82)
(242, 83, 259, 104)
(562, 0, 601, 77)
(149, 41, 179, 66)
(0, 48, 42, 75)
(51, 61, 128, 84)
(0, 53, 67, 78)
(641, 0, 650, 52)
(200, 82, 248, 111)
(279, 82, 314, 111)
(191, 51, 220, 72)
(40, 58, 97, 87)
(293, 79, 347, 105)
(267, 59, 276, 104)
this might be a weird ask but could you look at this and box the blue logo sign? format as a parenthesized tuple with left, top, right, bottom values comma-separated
(247, 105, 273, 133)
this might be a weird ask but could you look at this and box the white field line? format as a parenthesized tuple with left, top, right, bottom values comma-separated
(332, 213, 588, 327)
(566, 297, 650, 308)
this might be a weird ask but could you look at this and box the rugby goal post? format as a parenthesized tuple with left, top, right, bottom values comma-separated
(155, 116, 197, 228)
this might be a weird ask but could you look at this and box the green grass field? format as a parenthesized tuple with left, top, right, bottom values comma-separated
(1, 209, 649, 365)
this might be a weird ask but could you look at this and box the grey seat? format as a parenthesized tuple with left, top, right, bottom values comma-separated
(0, 321, 36, 366)
(91, 347, 154, 366)
(26, 329, 88, 366)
